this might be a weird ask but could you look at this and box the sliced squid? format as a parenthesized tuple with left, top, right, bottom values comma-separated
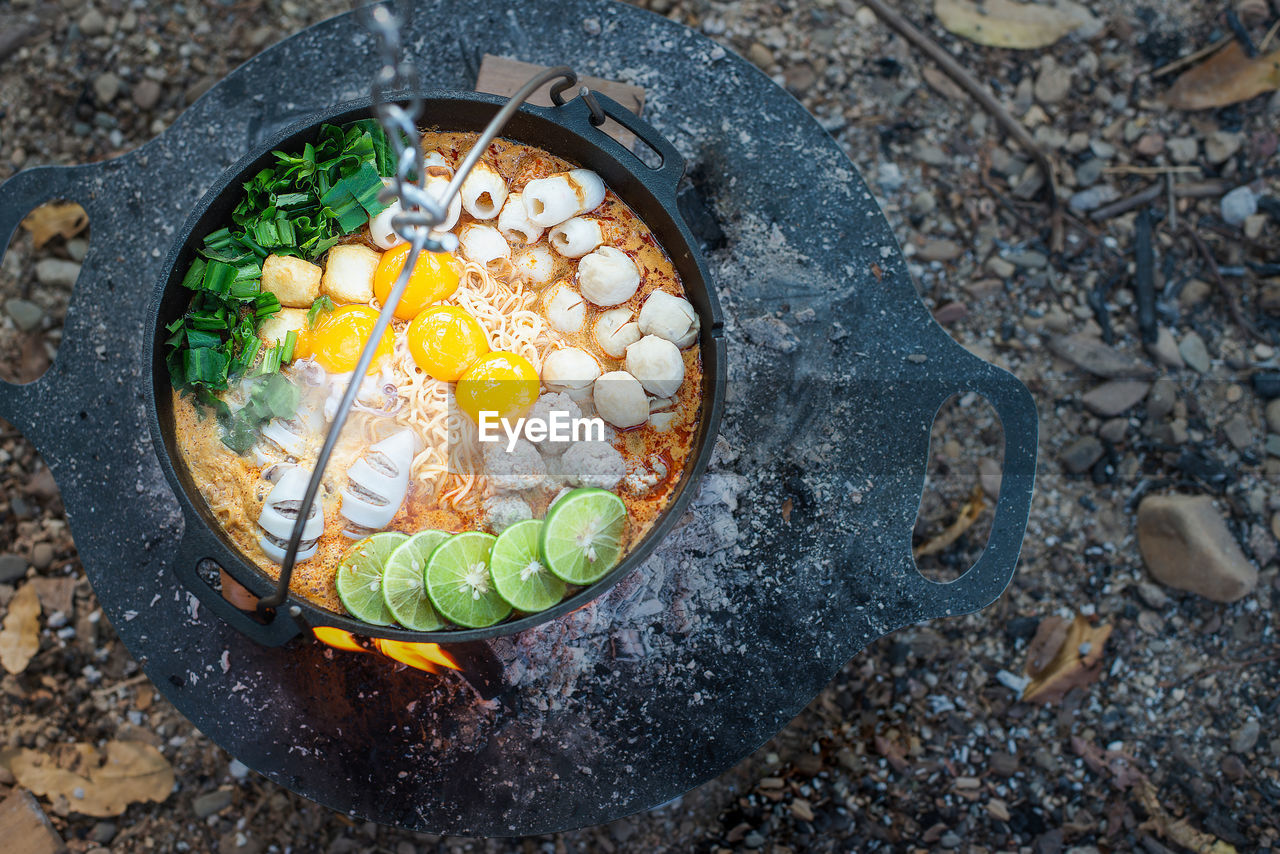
(523, 169, 606, 227)
(542, 281, 586, 334)
(459, 223, 510, 269)
(578, 246, 640, 307)
(594, 307, 642, 358)
(542, 347, 602, 400)
(339, 429, 414, 536)
(625, 335, 685, 398)
(257, 467, 324, 562)
(497, 192, 544, 246)
(549, 217, 604, 258)
(638, 291, 700, 349)
(513, 244, 557, 285)
(460, 160, 507, 220)
(593, 371, 649, 429)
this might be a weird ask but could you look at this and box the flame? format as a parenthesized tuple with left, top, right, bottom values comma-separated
(311, 627, 460, 674)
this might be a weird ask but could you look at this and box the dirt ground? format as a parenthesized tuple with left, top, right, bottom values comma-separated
(1, 0, 1278, 852)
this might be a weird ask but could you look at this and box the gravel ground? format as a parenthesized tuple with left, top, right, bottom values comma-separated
(2, 0, 1279, 852)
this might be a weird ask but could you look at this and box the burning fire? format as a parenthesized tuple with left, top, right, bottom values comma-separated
(312, 626, 460, 674)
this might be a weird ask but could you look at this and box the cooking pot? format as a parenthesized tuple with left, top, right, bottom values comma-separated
(145, 90, 726, 646)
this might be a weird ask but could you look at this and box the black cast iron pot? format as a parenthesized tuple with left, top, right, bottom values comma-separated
(146, 91, 727, 646)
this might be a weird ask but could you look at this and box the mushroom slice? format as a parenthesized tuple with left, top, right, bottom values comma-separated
(578, 246, 641, 307)
(339, 429, 414, 535)
(541, 347, 602, 400)
(542, 281, 587, 334)
(594, 307, 642, 358)
(460, 160, 508, 220)
(459, 223, 510, 269)
(593, 371, 649, 429)
(513, 244, 557, 286)
(523, 169, 607, 227)
(638, 291, 700, 349)
(497, 192, 545, 246)
(548, 217, 604, 258)
(625, 335, 685, 398)
(257, 466, 324, 562)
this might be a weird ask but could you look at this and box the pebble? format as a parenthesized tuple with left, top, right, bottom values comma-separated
(740, 315, 799, 353)
(979, 457, 1002, 498)
(1267, 434, 1280, 457)
(1253, 371, 1280, 399)
(78, 8, 107, 37)
(1090, 139, 1117, 159)
(1264, 399, 1280, 433)
(1007, 250, 1048, 269)
(1068, 185, 1121, 213)
(1166, 136, 1198, 163)
(67, 238, 89, 262)
(88, 822, 116, 844)
(909, 190, 937, 215)
(192, 788, 234, 818)
(1205, 130, 1243, 164)
(1048, 334, 1156, 379)
(917, 239, 962, 262)
(913, 141, 948, 166)
(132, 78, 162, 111)
(1082, 379, 1151, 417)
(1061, 436, 1104, 474)
(1074, 158, 1104, 187)
(1034, 58, 1071, 104)
(1222, 754, 1246, 781)
(877, 162, 904, 192)
(0, 554, 27, 584)
(986, 256, 1016, 279)
(1178, 331, 1211, 373)
(1231, 719, 1261, 753)
(30, 542, 54, 571)
(1136, 494, 1258, 602)
(1135, 581, 1169, 610)
(744, 831, 765, 849)
(1098, 417, 1128, 443)
(1146, 327, 1183, 368)
(1133, 133, 1164, 157)
(940, 831, 963, 849)
(783, 63, 817, 94)
(92, 72, 121, 104)
(1222, 414, 1253, 451)
(4, 298, 44, 332)
(1180, 278, 1212, 305)
(746, 42, 773, 69)
(1220, 185, 1258, 227)
(1243, 213, 1267, 240)
(35, 258, 82, 288)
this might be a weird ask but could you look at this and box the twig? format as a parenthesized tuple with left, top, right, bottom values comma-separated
(1262, 18, 1280, 52)
(1149, 35, 1231, 78)
(860, 0, 1060, 243)
(1225, 6, 1258, 57)
(1166, 171, 1178, 233)
(1102, 165, 1201, 175)
(90, 672, 151, 698)
(1090, 179, 1231, 221)
(1182, 221, 1265, 342)
(1134, 207, 1156, 344)
(1171, 649, 1280, 687)
(913, 486, 986, 559)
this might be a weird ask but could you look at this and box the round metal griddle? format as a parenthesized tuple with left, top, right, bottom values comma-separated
(0, 0, 1037, 836)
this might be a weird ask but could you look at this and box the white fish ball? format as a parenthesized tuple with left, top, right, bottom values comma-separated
(513, 244, 557, 286)
(638, 290, 700, 349)
(541, 347, 602, 399)
(549, 217, 604, 258)
(578, 246, 640, 307)
(543, 282, 586, 334)
(458, 224, 510, 268)
(625, 335, 684, 398)
(593, 371, 649, 429)
(594, 307, 642, 358)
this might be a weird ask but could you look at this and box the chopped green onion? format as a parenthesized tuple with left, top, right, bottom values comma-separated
(281, 329, 298, 363)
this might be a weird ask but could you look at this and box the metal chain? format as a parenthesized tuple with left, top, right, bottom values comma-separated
(256, 3, 585, 615)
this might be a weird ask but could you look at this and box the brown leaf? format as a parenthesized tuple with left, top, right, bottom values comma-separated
(0, 741, 174, 818)
(19, 202, 88, 249)
(934, 0, 1099, 50)
(914, 486, 986, 559)
(1137, 779, 1238, 854)
(1025, 616, 1070, 675)
(780, 497, 793, 524)
(1166, 41, 1280, 110)
(1021, 614, 1112, 703)
(0, 583, 41, 674)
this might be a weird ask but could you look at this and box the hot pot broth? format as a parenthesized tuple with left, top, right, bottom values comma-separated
(171, 128, 702, 623)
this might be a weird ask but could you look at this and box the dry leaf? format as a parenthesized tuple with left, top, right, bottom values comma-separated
(0, 741, 174, 818)
(935, 0, 1099, 50)
(1021, 614, 1112, 702)
(19, 202, 88, 249)
(1138, 779, 1238, 854)
(0, 583, 41, 674)
(914, 486, 986, 558)
(1166, 41, 1280, 110)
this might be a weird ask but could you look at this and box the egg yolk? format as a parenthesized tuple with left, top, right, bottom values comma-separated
(407, 306, 490, 382)
(373, 243, 462, 320)
(455, 351, 540, 423)
(308, 305, 394, 374)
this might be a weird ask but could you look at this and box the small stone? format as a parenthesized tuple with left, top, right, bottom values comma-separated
(1061, 437, 1105, 474)
(1222, 754, 1247, 782)
(30, 543, 54, 571)
(193, 788, 234, 818)
(1011, 165, 1045, 200)
(1134, 133, 1164, 158)
(1180, 278, 1212, 305)
(1090, 139, 1117, 159)
(783, 63, 817, 94)
(1145, 327, 1184, 368)
(1034, 57, 1072, 104)
(4, 298, 44, 332)
(1083, 379, 1151, 417)
(1222, 414, 1253, 451)
(909, 190, 937, 215)
(1135, 580, 1169, 610)
(67, 238, 89, 262)
(744, 831, 765, 849)
(746, 42, 773, 70)
(92, 72, 121, 104)
(1231, 719, 1261, 753)
(1074, 158, 1105, 187)
(914, 141, 948, 166)
(989, 751, 1018, 776)
(1007, 250, 1048, 269)
(1267, 434, 1280, 457)
(1137, 494, 1259, 602)
(132, 79, 162, 111)
(979, 457, 1002, 498)
(1178, 331, 1211, 373)
(1253, 371, 1280, 399)
(78, 8, 107, 37)
(918, 239, 963, 262)
(0, 554, 27, 584)
(89, 822, 116, 844)
(1048, 334, 1156, 379)
(35, 258, 82, 288)
(1069, 185, 1121, 213)
(986, 256, 1016, 279)
(1206, 130, 1243, 164)
(1220, 185, 1258, 227)
(1273, 512, 1280, 541)
(1099, 417, 1128, 443)
(940, 831, 963, 849)
(1243, 213, 1267, 240)
(1167, 137, 1198, 163)
(1265, 399, 1280, 433)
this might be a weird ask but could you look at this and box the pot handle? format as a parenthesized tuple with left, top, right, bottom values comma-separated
(903, 358, 1038, 621)
(558, 91, 686, 199)
(171, 521, 304, 647)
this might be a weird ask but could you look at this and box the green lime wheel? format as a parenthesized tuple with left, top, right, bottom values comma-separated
(489, 519, 566, 613)
(381, 530, 449, 630)
(540, 488, 627, 585)
(424, 531, 512, 628)
(335, 531, 407, 626)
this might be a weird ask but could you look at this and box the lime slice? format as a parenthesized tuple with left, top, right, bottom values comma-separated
(424, 531, 512, 628)
(540, 488, 627, 585)
(335, 531, 408, 626)
(381, 530, 449, 630)
(490, 519, 566, 613)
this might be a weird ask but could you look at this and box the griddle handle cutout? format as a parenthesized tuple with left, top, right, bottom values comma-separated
(908, 361, 1038, 620)
(172, 524, 304, 647)
(558, 92, 686, 198)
